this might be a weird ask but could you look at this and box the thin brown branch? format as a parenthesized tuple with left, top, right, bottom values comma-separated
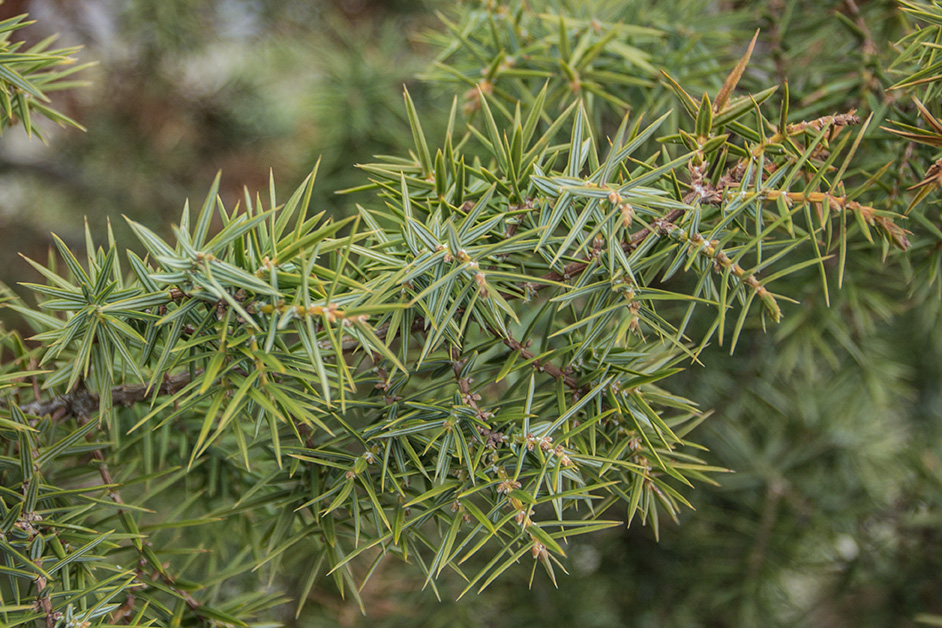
(70, 395, 204, 617)
(783, 110, 860, 137)
(109, 592, 137, 625)
(16, 371, 197, 419)
(34, 574, 55, 628)
(485, 326, 582, 392)
(763, 189, 911, 249)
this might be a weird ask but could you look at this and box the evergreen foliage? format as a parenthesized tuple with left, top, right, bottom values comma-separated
(0, 12, 85, 137)
(0, 1, 941, 626)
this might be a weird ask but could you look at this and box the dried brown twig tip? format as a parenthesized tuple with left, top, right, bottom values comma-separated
(912, 97, 942, 134)
(882, 97, 942, 148)
(907, 159, 942, 192)
(714, 29, 760, 113)
(901, 158, 942, 215)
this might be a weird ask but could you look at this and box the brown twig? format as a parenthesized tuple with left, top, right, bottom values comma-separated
(68, 399, 204, 617)
(34, 573, 55, 628)
(489, 328, 582, 392)
(763, 189, 911, 249)
(108, 592, 138, 625)
(16, 371, 197, 419)
(782, 110, 861, 137)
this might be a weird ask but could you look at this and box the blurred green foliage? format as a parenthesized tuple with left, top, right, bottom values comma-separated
(0, 1, 941, 627)
(0, 0, 442, 301)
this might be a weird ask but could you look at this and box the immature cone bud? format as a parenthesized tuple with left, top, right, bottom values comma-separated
(475, 272, 488, 298)
(620, 202, 634, 227)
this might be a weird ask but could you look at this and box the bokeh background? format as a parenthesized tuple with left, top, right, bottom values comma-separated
(0, 0, 444, 298)
(1, 1, 941, 627)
